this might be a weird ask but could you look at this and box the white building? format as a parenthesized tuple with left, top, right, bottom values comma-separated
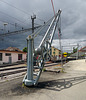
(0, 47, 27, 64)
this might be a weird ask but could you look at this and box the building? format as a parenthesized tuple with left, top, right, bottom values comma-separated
(79, 46, 86, 52)
(51, 46, 61, 60)
(78, 46, 86, 58)
(0, 47, 27, 64)
(70, 46, 86, 58)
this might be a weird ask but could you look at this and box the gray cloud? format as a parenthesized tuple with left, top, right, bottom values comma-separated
(0, 0, 86, 50)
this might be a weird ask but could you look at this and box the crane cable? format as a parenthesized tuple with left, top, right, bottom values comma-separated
(51, 0, 55, 16)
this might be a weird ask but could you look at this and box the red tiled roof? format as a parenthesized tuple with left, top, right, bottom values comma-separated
(79, 46, 86, 52)
(5, 47, 22, 52)
(52, 46, 61, 51)
(0, 50, 27, 54)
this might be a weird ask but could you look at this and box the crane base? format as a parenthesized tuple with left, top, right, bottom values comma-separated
(24, 79, 34, 86)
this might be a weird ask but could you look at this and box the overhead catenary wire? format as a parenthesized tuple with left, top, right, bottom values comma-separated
(0, 0, 46, 24)
(34, 23, 43, 26)
(0, 0, 47, 34)
(33, 15, 55, 38)
(0, 0, 31, 16)
(0, 19, 24, 29)
(0, 25, 41, 37)
(0, 19, 29, 34)
(37, 17, 45, 22)
(0, 10, 29, 27)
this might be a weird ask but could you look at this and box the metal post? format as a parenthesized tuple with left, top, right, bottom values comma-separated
(77, 44, 79, 59)
(59, 37, 63, 70)
(3, 23, 8, 33)
(58, 12, 63, 72)
(31, 15, 36, 34)
(31, 14, 36, 51)
(24, 35, 34, 86)
(76, 44, 79, 60)
(85, 52, 86, 62)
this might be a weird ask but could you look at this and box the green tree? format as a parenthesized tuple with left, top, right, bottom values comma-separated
(23, 47, 27, 52)
(67, 52, 71, 56)
(73, 47, 78, 53)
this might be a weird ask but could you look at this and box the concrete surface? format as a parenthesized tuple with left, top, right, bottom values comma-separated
(0, 59, 86, 100)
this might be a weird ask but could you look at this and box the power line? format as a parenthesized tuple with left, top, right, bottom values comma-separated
(0, 0, 31, 16)
(34, 23, 43, 26)
(37, 17, 45, 22)
(33, 15, 54, 38)
(0, 0, 47, 30)
(0, 19, 24, 29)
(0, 10, 29, 26)
(0, 0, 46, 24)
(0, 25, 41, 37)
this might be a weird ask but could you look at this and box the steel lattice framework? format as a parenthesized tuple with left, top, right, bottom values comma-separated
(23, 10, 62, 86)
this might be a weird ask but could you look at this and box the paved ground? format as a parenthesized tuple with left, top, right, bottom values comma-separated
(0, 59, 86, 100)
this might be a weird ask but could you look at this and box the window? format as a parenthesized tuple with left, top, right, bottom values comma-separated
(5, 53, 11, 56)
(15, 50, 18, 51)
(0, 53, 2, 61)
(18, 54, 22, 60)
(53, 52, 55, 55)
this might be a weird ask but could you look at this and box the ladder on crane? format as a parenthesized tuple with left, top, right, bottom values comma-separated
(23, 9, 62, 86)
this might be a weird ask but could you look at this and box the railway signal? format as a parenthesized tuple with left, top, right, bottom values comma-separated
(63, 52, 67, 58)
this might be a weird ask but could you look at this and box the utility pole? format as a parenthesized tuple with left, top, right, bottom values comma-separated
(76, 43, 79, 60)
(59, 33, 63, 71)
(31, 14, 36, 50)
(31, 14, 36, 35)
(85, 52, 86, 62)
(58, 10, 63, 72)
(3, 23, 8, 33)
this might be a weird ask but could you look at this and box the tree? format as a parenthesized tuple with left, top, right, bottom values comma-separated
(67, 52, 71, 56)
(73, 47, 78, 53)
(23, 47, 27, 52)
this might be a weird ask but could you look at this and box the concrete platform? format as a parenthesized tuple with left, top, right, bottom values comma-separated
(0, 59, 86, 100)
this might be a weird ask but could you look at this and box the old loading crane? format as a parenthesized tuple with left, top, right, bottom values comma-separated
(23, 10, 62, 86)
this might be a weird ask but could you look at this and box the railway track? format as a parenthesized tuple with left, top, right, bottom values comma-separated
(0, 57, 77, 79)
(0, 63, 58, 78)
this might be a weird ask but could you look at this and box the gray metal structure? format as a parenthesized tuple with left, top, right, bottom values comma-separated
(23, 10, 62, 86)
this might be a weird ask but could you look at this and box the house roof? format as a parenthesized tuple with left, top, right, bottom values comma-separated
(51, 46, 61, 51)
(5, 47, 22, 52)
(70, 52, 85, 57)
(0, 47, 26, 54)
(0, 50, 27, 54)
(79, 46, 86, 52)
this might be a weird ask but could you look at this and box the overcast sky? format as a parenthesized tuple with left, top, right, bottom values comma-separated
(0, 0, 86, 50)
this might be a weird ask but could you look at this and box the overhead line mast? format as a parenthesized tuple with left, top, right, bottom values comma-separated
(50, 0, 63, 71)
(31, 15, 36, 34)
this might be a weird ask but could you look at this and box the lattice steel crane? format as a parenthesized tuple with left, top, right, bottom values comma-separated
(23, 9, 62, 86)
